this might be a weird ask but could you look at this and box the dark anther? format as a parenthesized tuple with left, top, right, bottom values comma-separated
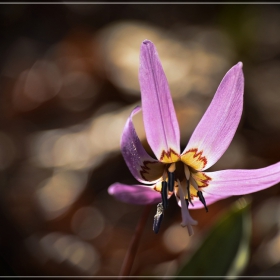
(197, 191, 208, 212)
(185, 199, 189, 208)
(161, 181, 168, 209)
(186, 179, 194, 206)
(168, 171, 175, 192)
(153, 203, 164, 234)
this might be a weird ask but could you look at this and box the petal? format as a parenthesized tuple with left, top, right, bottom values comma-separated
(202, 162, 280, 196)
(181, 62, 244, 170)
(176, 191, 230, 210)
(121, 106, 165, 184)
(139, 40, 180, 163)
(108, 182, 161, 205)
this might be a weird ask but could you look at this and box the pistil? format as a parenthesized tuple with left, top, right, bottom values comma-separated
(177, 180, 198, 236)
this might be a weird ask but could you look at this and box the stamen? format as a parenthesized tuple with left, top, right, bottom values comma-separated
(161, 181, 168, 209)
(197, 191, 208, 212)
(167, 163, 176, 192)
(177, 180, 198, 236)
(184, 165, 190, 180)
(162, 171, 167, 181)
(168, 171, 175, 192)
(190, 176, 199, 191)
(186, 179, 194, 206)
(153, 203, 164, 234)
(168, 163, 176, 173)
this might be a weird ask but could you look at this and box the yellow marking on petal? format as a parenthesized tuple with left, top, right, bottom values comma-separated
(189, 183, 198, 199)
(191, 171, 212, 188)
(181, 148, 207, 170)
(160, 149, 180, 164)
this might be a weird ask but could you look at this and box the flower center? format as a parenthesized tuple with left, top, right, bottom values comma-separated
(153, 160, 209, 235)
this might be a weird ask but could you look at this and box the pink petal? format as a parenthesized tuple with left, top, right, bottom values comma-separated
(202, 162, 280, 196)
(121, 106, 165, 184)
(181, 62, 244, 171)
(176, 191, 230, 210)
(139, 40, 180, 163)
(108, 182, 161, 205)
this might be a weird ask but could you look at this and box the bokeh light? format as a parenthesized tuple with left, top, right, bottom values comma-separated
(36, 171, 88, 220)
(71, 206, 105, 240)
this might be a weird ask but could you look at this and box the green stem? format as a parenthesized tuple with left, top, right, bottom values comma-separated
(119, 204, 152, 277)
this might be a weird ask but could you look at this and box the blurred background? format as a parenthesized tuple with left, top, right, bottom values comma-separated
(0, 3, 280, 277)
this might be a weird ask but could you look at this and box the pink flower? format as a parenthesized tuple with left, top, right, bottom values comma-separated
(108, 40, 280, 235)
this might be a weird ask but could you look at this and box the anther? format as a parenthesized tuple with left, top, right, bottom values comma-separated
(197, 191, 208, 212)
(168, 171, 175, 192)
(161, 181, 168, 209)
(153, 202, 164, 234)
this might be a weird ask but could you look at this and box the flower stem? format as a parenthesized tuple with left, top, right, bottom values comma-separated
(119, 204, 152, 277)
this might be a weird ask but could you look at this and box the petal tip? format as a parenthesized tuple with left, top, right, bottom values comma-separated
(141, 40, 155, 52)
(142, 39, 153, 45)
(108, 184, 116, 195)
(236, 61, 243, 69)
(132, 105, 141, 115)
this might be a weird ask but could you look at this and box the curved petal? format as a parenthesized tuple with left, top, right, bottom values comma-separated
(139, 40, 180, 163)
(108, 182, 161, 205)
(121, 106, 165, 184)
(202, 162, 280, 196)
(181, 62, 244, 171)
